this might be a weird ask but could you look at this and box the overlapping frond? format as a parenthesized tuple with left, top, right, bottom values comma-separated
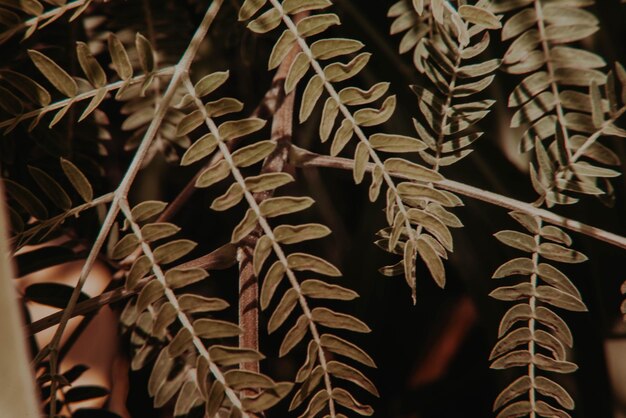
(117, 200, 289, 417)
(0, 0, 92, 45)
(490, 211, 587, 418)
(176, 69, 376, 417)
(239, 0, 464, 302)
(402, 5, 501, 169)
(495, 0, 626, 206)
(525, 66, 626, 208)
(0, 32, 174, 133)
(388, 0, 494, 72)
(97, 0, 196, 162)
(386, 1, 502, 295)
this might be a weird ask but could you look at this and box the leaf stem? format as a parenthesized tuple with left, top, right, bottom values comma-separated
(36, 1, 225, 415)
(528, 226, 542, 418)
(534, 0, 572, 158)
(11, 192, 115, 249)
(289, 145, 626, 250)
(0, 0, 89, 42)
(118, 198, 248, 415)
(183, 75, 339, 417)
(0, 67, 176, 131)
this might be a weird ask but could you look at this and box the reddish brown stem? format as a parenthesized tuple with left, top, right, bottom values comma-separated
(236, 34, 300, 377)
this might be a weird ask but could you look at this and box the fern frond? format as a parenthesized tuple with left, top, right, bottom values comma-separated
(0, 33, 174, 132)
(386, 1, 502, 294)
(527, 66, 626, 208)
(0, 0, 92, 45)
(117, 199, 290, 416)
(496, 0, 626, 205)
(99, 0, 198, 163)
(177, 70, 377, 417)
(490, 211, 587, 418)
(407, 11, 501, 169)
(240, 0, 461, 302)
(388, 0, 477, 72)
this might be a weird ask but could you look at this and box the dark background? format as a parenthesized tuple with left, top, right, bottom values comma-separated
(2, 0, 626, 417)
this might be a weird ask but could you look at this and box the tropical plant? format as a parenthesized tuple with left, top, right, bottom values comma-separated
(1, 0, 626, 417)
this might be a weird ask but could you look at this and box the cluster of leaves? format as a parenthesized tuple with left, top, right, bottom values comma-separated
(487, 0, 626, 416)
(0, 31, 165, 131)
(495, 0, 626, 207)
(116, 200, 293, 416)
(0, 0, 92, 45)
(5, 156, 97, 249)
(241, 0, 476, 303)
(1, 0, 626, 417)
(176, 68, 377, 417)
(490, 211, 586, 418)
(389, 0, 625, 415)
(387, 0, 502, 295)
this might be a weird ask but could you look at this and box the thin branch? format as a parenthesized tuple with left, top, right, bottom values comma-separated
(290, 146, 626, 250)
(0, 0, 89, 43)
(237, 38, 300, 377)
(37, 1, 225, 415)
(119, 198, 248, 416)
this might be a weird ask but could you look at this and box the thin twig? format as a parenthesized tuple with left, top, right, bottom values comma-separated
(119, 198, 248, 416)
(0, 0, 89, 43)
(290, 146, 626, 250)
(37, 1, 225, 415)
(237, 36, 300, 377)
(11, 192, 115, 249)
(183, 72, 339, 417)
